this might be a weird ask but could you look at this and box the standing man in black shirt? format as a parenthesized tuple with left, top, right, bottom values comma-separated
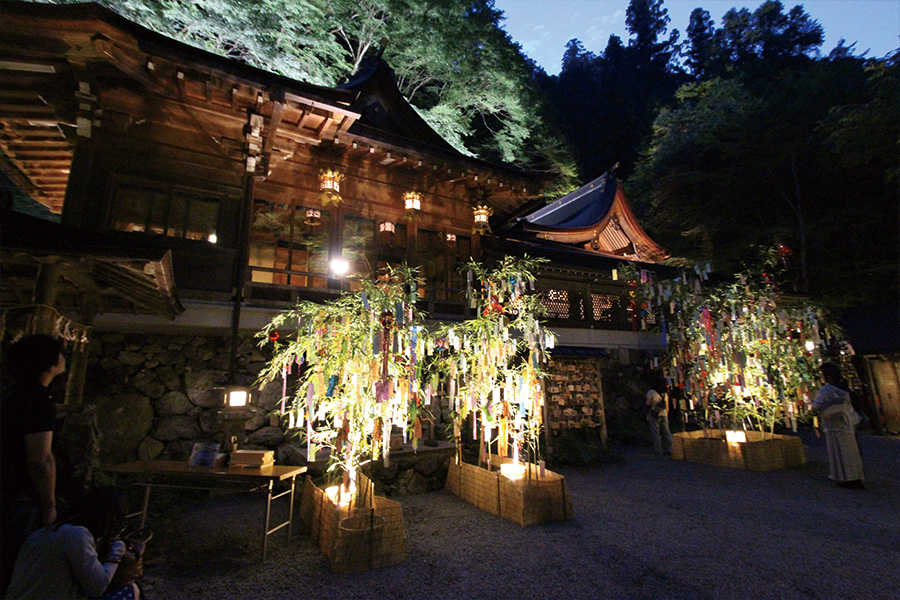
(0, 334, 66, 596)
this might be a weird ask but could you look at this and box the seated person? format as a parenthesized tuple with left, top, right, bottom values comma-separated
(6, 486, 139, 600)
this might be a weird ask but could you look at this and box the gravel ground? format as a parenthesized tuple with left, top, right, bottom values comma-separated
(138, 432, 899, 600)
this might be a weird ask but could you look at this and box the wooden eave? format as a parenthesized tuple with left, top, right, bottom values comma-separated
(331, 130, 547, 215)
(0, 1, 553, 223)
(523, 181, 668, 263)
(0, 1, 363, 213)
(1, 211, 184, 319)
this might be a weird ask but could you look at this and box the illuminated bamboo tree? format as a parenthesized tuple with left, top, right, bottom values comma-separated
(428, 256, 555, 471)
(257, 265, 427, 493)
(626, 251, 837, 433)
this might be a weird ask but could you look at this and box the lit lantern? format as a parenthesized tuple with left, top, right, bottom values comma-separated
(304, 208, 322, 226)
(725, 430, 747, 444)
(379, 221, 395, 234)
(318, 168, 344, 206)
(446, 233, 457, 244)
(330, 257, 350, 277)
(221, 386, 254, 454)
(473, 205, 492, 234)
(225, 387, 251, 407)
(403, 191, 421, 212)
(500, 462, 526, 480)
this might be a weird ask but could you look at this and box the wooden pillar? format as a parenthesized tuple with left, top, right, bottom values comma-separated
(60, 75, 100, 229)
(229, 173, 256, 382)
(65, 296, 99, 408)
(596, 363, 608, 449)
(32, 258, 61, 334)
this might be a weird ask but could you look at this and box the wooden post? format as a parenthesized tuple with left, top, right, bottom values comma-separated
(31, 259, 61, 334)
(64, 296, 98, 408)
(596, 363, 608, 449)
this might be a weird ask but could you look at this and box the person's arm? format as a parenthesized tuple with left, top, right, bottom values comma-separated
(62, 527, 124, 597)
(24, 430, 56, 525)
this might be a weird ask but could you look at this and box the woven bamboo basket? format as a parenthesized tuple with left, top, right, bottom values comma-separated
(673, 431, 807, 471)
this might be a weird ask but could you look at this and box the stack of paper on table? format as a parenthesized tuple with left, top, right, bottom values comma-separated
(230, 449, 275, 468)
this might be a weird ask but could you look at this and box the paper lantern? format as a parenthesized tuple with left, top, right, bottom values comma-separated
(318, 168, 344, 206)
(473, 205, 492, 234)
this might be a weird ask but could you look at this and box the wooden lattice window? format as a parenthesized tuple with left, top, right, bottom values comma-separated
(541, 289, 571, 319)
(591, 293, 620, 322)
(109, 178, 220, 242)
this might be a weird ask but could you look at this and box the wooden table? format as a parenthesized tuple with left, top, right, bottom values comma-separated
(106, 460, 306, 561)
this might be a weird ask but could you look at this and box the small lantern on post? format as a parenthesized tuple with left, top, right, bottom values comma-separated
(473, 205, 492, 234)
(318, 168, 344, 206)
(220, 386, 254, 455)
(379, 221, 395, 244)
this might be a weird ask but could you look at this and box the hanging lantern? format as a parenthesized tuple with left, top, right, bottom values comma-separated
(379, 221, 395, 234)
(304, 208, 322, 227)
(317, 168, 344, 206)
(446, 233, 457, 244)
(403, 191, 421, 212)
(472, 205, 492, 234)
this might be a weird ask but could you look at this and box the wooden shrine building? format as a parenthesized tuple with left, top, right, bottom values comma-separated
(1, 1, 670, 460)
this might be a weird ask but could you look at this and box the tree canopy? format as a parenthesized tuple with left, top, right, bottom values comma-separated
(629, 32, 898, 308)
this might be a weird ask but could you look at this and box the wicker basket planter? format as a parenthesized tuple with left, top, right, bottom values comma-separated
(298, 473, 406, 572)
(445, 456, 574, 526)
(672, 430, 807, 471)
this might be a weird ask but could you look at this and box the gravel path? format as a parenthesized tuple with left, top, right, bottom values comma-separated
(139, 432, 900, 600)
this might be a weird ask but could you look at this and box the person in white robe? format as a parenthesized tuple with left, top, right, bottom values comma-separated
(811, 363, 865, 488)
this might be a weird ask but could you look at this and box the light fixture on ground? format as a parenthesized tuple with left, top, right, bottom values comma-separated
(500, 462, 526, 480)
(725, 430, 747, 444)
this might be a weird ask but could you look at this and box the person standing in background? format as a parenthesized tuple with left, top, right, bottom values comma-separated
(811, 362, 865, 489)
(646, 388, 673, 454)
(1, 334, 66, 596)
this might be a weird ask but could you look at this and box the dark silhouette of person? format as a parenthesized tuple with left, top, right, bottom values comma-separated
(1, 334, 66, 596)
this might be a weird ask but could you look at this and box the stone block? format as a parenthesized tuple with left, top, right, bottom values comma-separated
(198, 409, 224, 434)
(154, 391, 192, 416)
(156, 366, 181, 391)
(117, 351, 144, 366)
(246, 425, 284, 447)
(137, 437, 164, 460)
(95, 394, 154, 463)
(131, 371, 166, 399)
(154, 415, 201, 441)
(184, 369, 226, 407)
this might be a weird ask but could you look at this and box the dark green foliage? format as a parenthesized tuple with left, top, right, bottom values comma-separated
(547, 428, 620, 467)
(630, 55, 899, 308)
(541, 0, 685, 181)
